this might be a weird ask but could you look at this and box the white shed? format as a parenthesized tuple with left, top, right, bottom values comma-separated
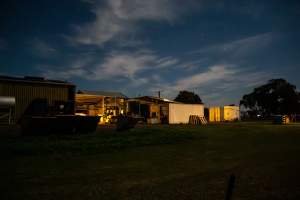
(168, 103, 204, 124)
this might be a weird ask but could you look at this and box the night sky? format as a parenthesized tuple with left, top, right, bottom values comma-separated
(1, 0, 299, 105)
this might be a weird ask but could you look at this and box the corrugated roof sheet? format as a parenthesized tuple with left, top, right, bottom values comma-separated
(77, 90, 127, 98)
(0, 75, 75, 86)
(128, 96, 177, 103)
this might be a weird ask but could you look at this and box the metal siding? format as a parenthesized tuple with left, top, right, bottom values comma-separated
(0, 82, 72, 122)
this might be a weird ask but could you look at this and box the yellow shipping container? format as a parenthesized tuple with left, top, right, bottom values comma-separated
(209, 106, 240, 122)
(223, 106, 240, 121)
(209, 107, 221, 122)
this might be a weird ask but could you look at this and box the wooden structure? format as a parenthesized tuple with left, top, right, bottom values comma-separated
(273, 115, 290, 124)
(127, 96, 172, 124)
(189, 115, 207, 125)
(127, 96, 205, 124)
(0, 76, 75, 123)
(75, 90, 127, 124)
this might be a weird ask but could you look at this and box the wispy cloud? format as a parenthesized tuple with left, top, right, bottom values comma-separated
(156, 56, 179, 69)
(190, 32, 276, 59)
(38, 57, 93, 79)
(149, 65, 238, 94)
(30, 39, 58, 57)
(174, 65, 237, 90)
(39, 30, 277, 105)
(179, 58, 209, 70)
(37, 48, 177, 80)
(149, 64, 273, 105)
(41, 68, 88, 80)
(71, 0, 199, 46)
(91, 49, 157, 79)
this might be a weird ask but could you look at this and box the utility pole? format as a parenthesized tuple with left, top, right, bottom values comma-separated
(156, 90, 164, 99)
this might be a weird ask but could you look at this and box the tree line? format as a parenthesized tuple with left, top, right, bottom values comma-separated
(173, 79, 300, 118)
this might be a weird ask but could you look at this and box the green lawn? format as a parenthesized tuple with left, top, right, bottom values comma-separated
(1, 123, 300, 200)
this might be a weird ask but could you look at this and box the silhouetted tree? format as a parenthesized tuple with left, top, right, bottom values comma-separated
(240, 79, 300, 117)
(174, 90, 203, 104)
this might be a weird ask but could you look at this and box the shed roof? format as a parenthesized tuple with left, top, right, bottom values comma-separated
(0, 75, 75, 87)
(77, 90, 127, 98)
(128, 96, 176, 104)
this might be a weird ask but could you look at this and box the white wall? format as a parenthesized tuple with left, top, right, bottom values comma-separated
(168, 103, 204, 124)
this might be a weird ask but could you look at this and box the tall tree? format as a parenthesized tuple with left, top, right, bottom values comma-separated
(174, 90, 203, 104)
(240, 79, 300, 116)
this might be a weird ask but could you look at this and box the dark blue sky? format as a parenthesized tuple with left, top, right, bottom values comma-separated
(1, 0, 300, 105)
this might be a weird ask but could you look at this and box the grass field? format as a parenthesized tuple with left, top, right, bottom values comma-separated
(1, 122, 300, 200)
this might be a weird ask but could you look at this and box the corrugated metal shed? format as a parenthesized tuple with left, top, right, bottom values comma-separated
(0, 76, 76, 123)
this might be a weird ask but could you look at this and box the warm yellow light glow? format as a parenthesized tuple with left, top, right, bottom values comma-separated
(209, 107, 221, 122)
(223, 106, 240, 121)
(209, 106, 240, 122)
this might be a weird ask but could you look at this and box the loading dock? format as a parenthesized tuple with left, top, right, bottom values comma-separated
(75, 90, 127, 124)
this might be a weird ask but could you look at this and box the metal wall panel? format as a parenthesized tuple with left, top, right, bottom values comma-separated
(0, 82, 74, 122)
